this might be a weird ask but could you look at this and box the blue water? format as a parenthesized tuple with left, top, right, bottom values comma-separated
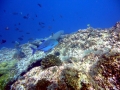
(0, 0, 120, 48)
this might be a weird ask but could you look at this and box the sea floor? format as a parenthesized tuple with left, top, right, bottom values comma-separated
(0, 23, 120, 90)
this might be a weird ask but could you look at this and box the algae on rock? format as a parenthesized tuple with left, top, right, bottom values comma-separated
(0, 60, 17, 90)
(61, 67, 93, 90)
(89, 52, 120, 90)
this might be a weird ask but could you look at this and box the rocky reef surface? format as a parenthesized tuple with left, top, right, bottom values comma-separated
(0, 22, 120, 90)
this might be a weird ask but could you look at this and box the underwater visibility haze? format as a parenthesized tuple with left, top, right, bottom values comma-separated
(0, 0, 120, 90)
(0, 0, 120, 48)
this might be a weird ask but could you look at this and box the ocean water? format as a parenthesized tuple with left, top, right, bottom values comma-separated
(0, 0, 120, 48)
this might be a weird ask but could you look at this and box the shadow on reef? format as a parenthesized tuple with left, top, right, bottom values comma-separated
(5, 54, 62, 90)
(2, 22, 120, 89)
(20, 59, 42, 76)
(4, 58, 42, 90)
(15, 51, 120, 90)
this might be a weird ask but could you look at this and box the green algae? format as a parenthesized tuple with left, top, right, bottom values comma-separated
(0, 60, 17, 90)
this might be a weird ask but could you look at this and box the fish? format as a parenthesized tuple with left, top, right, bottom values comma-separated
(32, 18, 34, 20)
(5, 27, 9, 30)
(18, 37, 23, 41)
(11, 41, 15, 44)
(30, 39, 58, 54)
(30, 42, 40, 47)
(27, 14, 29, 16)
(12, 12, 19, 15)
(39, 22, 45, 25)
(30, 30, 64, 54)
(48, 26, 52, 30)
(49, 30, 64, 40)
(19, 30, 23, 32)
(1, 39, 6, 44)
(21, 35, 24, 37)
(38, 3, 42, 7)
(4, 10, 6, 12)
(40, 39, 45, 42)
(37, 29, 41, 31)
(26, 32, 30, 34)
(28, 38, 34, 41)
(53, 18, 55, 21)
(60, 15, 63, 18)
(14, 41, 26, 58)
(15, 28, 19, 31)
(23, 16, 28, 19)
(41, 26, 45, 28)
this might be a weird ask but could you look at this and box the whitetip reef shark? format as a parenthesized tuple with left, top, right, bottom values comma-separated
(30, 30, 64, 54)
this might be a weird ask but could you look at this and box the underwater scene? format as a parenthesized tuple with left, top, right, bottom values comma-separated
(0, 0, 120, 90)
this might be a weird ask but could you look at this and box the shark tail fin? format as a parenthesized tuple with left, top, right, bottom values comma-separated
(30, 46, 36, 55)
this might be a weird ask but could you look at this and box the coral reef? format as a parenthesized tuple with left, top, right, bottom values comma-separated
(62, 67, 81, 89)
(61, 67, 92, 90)
(113, 21, 120, 33)
(11, 22, 120, 90)
(0, 60, 17, 90)
(41, 54, 62, 69)
(13, 41, 26, 60)
(90, 51, 120, 90)
(13, 51, 26, 60)
(35, 78, 51, 90)
(1, 22, 120, 89)
(11, 66, 63, 90)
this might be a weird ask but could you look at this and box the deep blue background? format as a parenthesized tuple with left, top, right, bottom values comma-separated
(0, 0, 120, 48)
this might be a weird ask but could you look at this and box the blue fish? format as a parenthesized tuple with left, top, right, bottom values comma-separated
(30, 39, 58, 54)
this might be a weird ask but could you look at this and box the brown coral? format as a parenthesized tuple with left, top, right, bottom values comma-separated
(90, 52, 120, 90)
(62, 67, 80, 90)
(35, 78, 51, 90)
(41, 54, 62, 69)
(61, 67, 94, 90)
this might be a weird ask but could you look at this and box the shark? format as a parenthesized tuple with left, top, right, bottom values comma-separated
(30, 39, 58, 54)
(30, 30, 64, 54)
(49, 30, 64, 40)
